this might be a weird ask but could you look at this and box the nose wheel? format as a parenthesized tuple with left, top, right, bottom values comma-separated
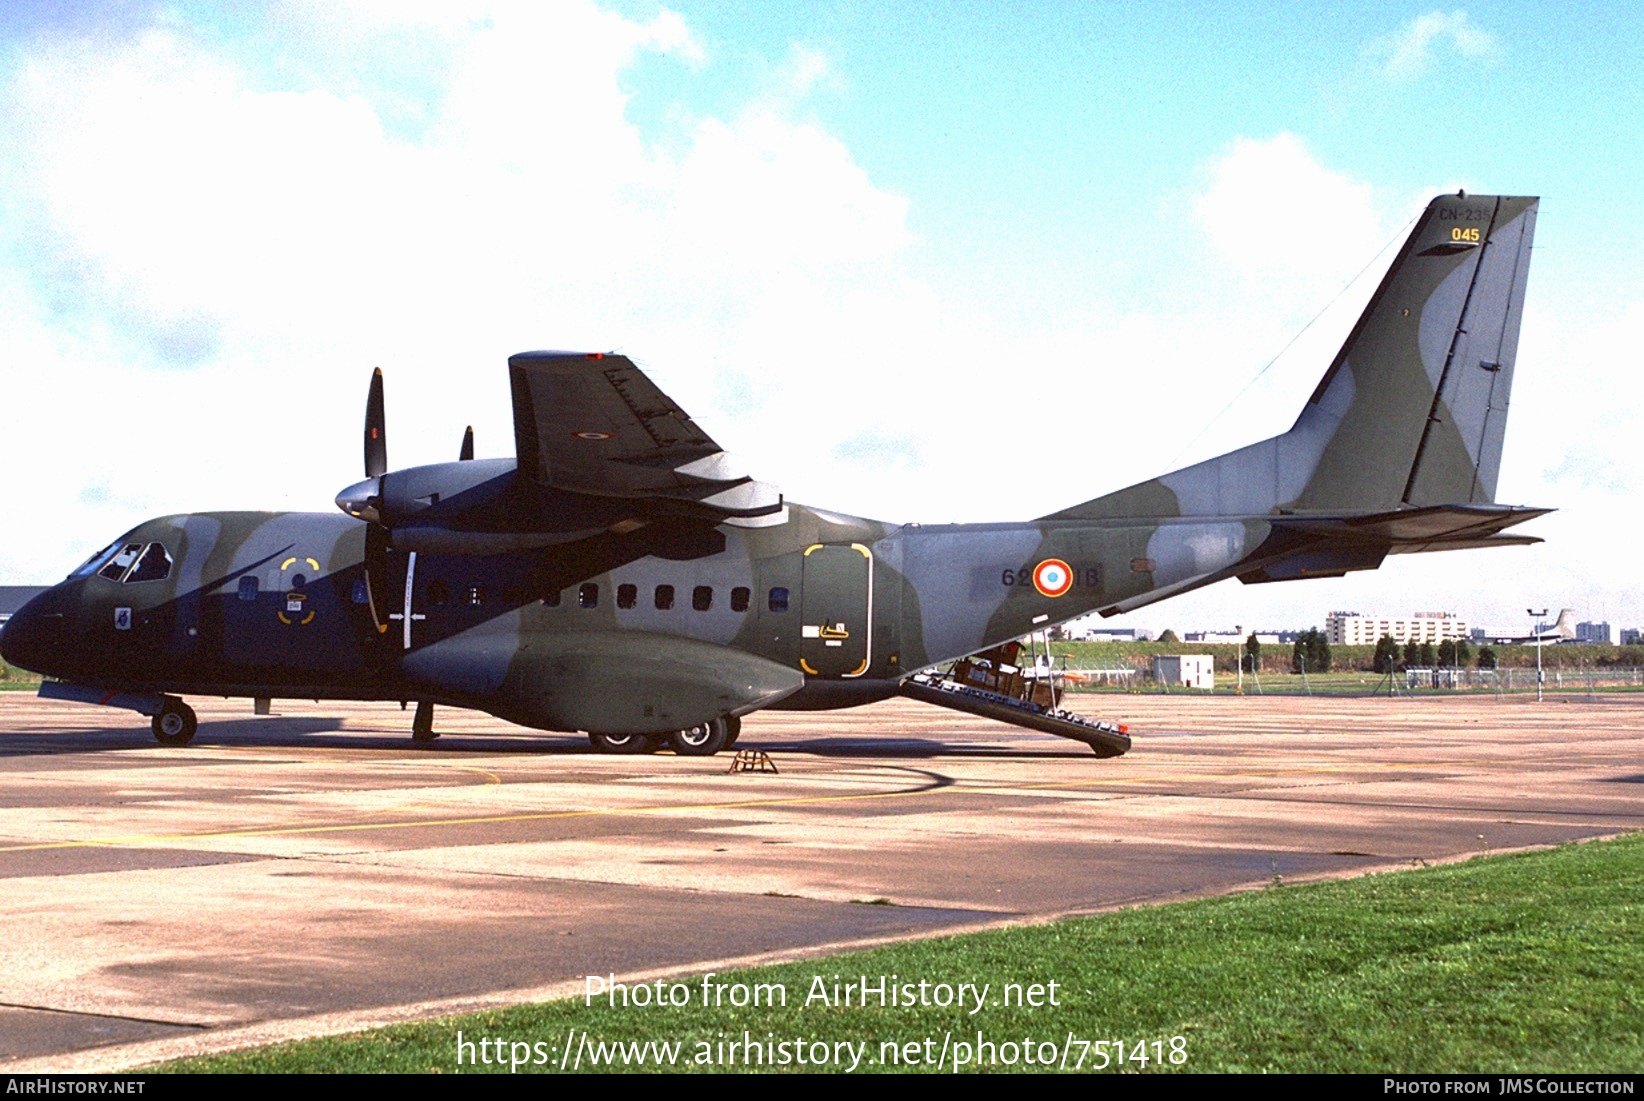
(152, 697, 197, 746)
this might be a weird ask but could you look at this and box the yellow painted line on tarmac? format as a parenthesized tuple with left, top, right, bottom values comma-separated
(0, 758, 1490, 855)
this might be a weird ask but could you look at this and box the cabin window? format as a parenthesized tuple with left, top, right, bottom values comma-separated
(579, 583, 599, 608)
(731, 586, 750, 612)
(654, 584, 675, 611)
(768, 586, 789, 613)
(617, 583, 637, 609)
(99, 543, 144, 582)
(126, 543, 172, 584)
(467, 585, 484, 606)
(693, 585, 713, 612)
(543, 589, 562, 607)
(238, 575, 260, 601)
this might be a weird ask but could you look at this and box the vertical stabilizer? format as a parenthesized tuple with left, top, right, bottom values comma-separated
(1048, 194, 1538, 522)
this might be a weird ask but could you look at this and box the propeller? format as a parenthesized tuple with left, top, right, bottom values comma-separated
(346, 369, 392, 636)
(338, 369, 387, 523)
(365, 367, 387, 478)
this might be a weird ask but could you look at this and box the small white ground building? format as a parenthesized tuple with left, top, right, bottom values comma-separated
(1152, 654, 1215, 690)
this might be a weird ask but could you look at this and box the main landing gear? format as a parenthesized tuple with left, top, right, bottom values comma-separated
(587, 715, 742, 757)
(587, 731, 652, 754)
(151, 696, 197, 746)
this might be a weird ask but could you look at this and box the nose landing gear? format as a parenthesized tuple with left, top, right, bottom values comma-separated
(152, 696, 197, 746)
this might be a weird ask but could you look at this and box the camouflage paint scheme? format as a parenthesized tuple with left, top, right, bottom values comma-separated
(1, 194, 1545, 748)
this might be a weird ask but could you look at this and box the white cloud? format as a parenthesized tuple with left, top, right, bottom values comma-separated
(0, 2, 922, 578)
(1192, 132, 1388, 292)
(1368, 10, 1500, 81)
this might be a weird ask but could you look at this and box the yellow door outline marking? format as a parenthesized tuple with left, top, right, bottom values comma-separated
(800, 543, 873, 679)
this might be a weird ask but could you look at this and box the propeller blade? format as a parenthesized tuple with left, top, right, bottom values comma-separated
(362, 523, 391, 636)
(459, 425, 474, 462)
(365, 368, 387, 478)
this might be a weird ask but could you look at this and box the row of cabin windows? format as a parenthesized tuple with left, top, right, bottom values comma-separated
(231, 575, 789, 614)
(240, 575, 491, 607)
(544, 584, 789, 614)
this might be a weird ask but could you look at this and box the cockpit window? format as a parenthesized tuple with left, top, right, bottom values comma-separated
(126, 543, 173, 584)
(98, 543, 145, 582)
(70, 541, 122, 580)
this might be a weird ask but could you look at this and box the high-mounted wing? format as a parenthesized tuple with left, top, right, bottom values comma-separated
(509, 352, 783, 522)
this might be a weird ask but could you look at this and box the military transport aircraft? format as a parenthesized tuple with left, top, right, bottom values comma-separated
(1, 193, 1545, 757)
(1485, 608, 1577, 645)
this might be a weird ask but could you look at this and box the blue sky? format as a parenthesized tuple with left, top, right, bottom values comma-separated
(1, 2, 1640, 636)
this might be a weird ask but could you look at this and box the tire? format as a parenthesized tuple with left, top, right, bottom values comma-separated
(670, 717, 728, 757)
(152, 698, 197, 746)
(724, 714, 742, 747)
(588, 731, 650, 754)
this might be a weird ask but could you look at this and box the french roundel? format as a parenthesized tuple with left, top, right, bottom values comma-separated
(1032, 558, 1074, 598)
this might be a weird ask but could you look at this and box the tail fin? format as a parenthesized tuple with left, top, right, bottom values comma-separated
(1050, 193, 1538, 521)
(1550, 609, 1577, 639)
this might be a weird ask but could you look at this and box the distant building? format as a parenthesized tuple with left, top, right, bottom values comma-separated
(1056, 617, 1154, 642)
(1576, 621, 1614, 644)
(1152, 655, 1214, 690)
(1622, 628, 1642, 646)
(1184, 625, 1281, 645)
(1325, 610, 1470, 647)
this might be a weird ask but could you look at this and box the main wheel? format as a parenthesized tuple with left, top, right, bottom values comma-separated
(152, 697, 197, 746)
(670, 717, 729, 757)
(588, 731, 650, 754)
(724, 714, 742, 747)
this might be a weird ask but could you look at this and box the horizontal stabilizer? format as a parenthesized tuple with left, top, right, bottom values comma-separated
(1237, 503, 1548, 585)
(1271, 503, 1552, 545)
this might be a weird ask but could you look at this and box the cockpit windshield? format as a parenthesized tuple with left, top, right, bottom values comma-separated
(127, 543, 173, 583)
(71, 540, 174, 584)
(98, 543, 145, 581)
(68, 541, 122, 580)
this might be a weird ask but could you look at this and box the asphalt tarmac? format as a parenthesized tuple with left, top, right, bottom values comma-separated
(1, 688, 1640, 1071)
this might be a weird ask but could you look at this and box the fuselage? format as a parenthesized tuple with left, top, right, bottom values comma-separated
(0, 471, 1268, 735)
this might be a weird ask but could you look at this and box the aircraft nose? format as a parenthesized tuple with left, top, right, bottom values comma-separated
(0, 590, 66, 676)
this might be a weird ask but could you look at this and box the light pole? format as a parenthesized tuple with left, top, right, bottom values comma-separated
(1528, 608, 1547, 702)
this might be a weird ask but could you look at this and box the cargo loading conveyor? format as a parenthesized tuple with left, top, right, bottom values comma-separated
(900, 640, 1131, 757)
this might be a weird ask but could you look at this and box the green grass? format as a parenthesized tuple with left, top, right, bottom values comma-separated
(158, 833, 1644, 1074)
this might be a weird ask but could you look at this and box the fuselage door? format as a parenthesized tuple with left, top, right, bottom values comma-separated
(798, 543, 872, 678)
